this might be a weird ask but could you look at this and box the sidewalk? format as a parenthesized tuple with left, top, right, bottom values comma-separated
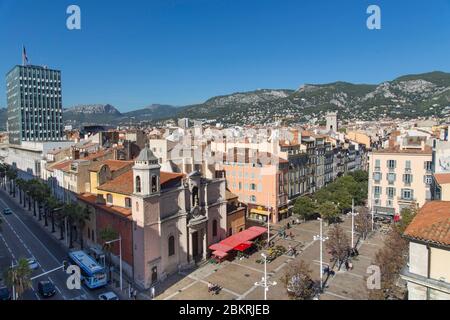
(0, 185, 147, 300)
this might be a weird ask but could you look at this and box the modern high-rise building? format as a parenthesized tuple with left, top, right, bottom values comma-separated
(6, 65, 63, 145)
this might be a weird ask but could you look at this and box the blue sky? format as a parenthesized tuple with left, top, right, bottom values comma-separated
(1, 0, 450, 111)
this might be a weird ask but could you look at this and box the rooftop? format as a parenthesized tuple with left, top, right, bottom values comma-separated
(97, 170, 184, 195)
(372, 145, 432, 155)
(404, 201, 450, 247)
(434, 173, 450, 186)
(89, 160, 133, 173)
(77, 193, 132, 218)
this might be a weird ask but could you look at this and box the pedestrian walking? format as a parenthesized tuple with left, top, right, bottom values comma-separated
(133, 289, 138, 300)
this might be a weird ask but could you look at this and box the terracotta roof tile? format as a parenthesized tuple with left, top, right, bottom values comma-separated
(48, 160, 71, 172)
(77, 193, 132, 218)
(434, 173, 450, 186)
(404, 201, 450, 246)
(97, 170, 184, 195)
(89, 160, 133, 172)
(373, 145, 432, 155)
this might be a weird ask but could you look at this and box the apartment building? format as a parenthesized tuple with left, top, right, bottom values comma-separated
(219, 149, 289, 224)
(368, 140, 433, 217)
(401, 201, 450, 300)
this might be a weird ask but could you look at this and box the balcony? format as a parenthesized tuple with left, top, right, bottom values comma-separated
(397, 197, 417, 203)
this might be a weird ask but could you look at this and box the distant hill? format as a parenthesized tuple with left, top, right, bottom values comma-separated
(175, 71, 450, 125)
(63, 104, 122, 126)
(62, 103, 179, 126)
(3, 71, 450, 130)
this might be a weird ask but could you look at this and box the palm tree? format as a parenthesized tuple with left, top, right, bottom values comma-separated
(55, 208, 66, 241)
(62, 203, 79, 249)
(4, 258, 32, 300)
(74, 205, 91, 250)
(35, 181, 50, 222)
(47, 197, 62, 233)
(5, 166, 17, 197)
(100, 226, 119, 277)
(15, 178, 25, 205)
(0, 163, 8, 190)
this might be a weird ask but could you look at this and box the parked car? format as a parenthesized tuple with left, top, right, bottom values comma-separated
(2, 208, 12, 215)
(37, 281, 56, 298)
(27, 258, 39, 270)
(98, 292, 119, 300)
(0, 287, 11, 300)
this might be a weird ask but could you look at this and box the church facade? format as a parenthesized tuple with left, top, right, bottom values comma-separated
(131, 146, 227, 289)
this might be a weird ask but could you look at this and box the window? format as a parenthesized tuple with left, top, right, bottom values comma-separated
(387, 187, 396, 199)
(151, 175, 158, 193)
(386, 199, 394, 207)
(135, 176, 141, 193)
(405, 160, 411, 170)
(375, 159, 381, 170)
(373, 172, 382, 182)
(212, 220, 218, 237)
(425, 161, 433, 172)
(106, 194, 113, 204)
(125, 198, 132, 208)
(401, 189, 414, 200)
(387, 173, 396, 184)
(249, 195, 257, 203)
(250, 183, 257, 191)
(387, 160, 396, 170)
(424, 175, 433, 185)
(373, 186, 381, 198)
(168, 236, 175, 257)
(403, 174, 413, 185)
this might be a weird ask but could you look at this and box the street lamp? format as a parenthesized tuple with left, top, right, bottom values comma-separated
(105, 235, 123, 291)
(348, 199, 359, 248)
(254, 253, 277, 300)
(313, 218, 328, 292)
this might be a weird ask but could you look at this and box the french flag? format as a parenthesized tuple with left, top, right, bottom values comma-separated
(22, 46, 29, 65)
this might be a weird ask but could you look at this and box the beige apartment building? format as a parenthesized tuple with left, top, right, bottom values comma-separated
(218, 149, 289, 224)
(368, 145, 433, 217)
(401, 201, 450, 300)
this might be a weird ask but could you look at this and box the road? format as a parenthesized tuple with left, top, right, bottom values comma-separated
(0, 189, 111, 300)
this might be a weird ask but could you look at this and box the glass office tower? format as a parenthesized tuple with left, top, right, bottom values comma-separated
(6, 65, 63, 145)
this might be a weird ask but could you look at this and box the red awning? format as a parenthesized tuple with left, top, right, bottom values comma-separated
(212, 251, 229, 259)
(209, 226, 266, 254)
(234, 241, 253, 252)
(209, 243, 234, 253)
(221, 226, 266, 248)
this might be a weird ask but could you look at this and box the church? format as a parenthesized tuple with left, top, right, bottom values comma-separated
(131, 146, 227, 289)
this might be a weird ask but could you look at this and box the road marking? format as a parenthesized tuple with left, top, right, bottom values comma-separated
(0, 196, 92, 299)
(321, 291, 352, 300)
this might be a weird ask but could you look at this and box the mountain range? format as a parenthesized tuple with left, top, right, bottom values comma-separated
(1, 71, 450, 130)
(63, 71, 450, 126)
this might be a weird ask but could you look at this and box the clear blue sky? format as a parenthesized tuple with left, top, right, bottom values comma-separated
(1, 0, 450, 111)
